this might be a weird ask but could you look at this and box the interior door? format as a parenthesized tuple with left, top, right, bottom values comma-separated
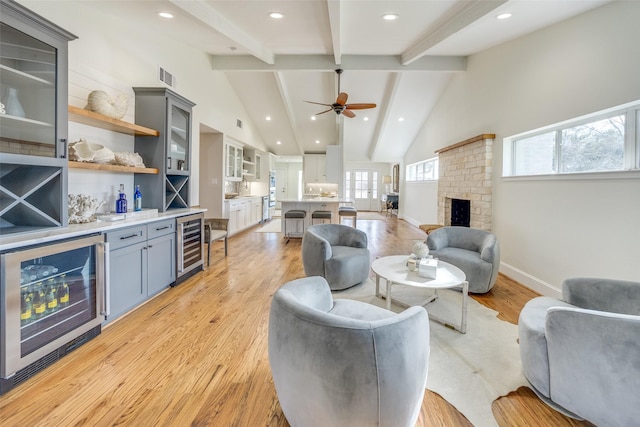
(351, 170, 378, 211)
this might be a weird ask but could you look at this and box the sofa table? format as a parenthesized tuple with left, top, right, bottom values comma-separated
(371, 255, 468, 333)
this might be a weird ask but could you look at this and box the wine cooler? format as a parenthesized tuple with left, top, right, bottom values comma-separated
(0, 234, 107, 394)
(176, 212, 203, 284)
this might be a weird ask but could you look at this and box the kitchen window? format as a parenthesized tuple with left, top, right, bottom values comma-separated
(503, 100, 640, 177)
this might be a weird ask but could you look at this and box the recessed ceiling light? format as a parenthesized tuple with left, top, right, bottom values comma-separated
(269, 12, 285, 19)
(496, 13, 512, 20)
(276, 140, 282, 145)
(158, 12, 174, 19)
(382, 14, 399, 21)
(398, 117, 404, 122)
(363, 117, 369, 121)
(265, 116, 271, 121)
(315, 140, 320, 144)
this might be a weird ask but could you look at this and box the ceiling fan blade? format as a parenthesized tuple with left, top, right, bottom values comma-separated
(336, 92, 348, 106)
(304, 100, 332, 107)
(316, 108, 333, 115)
(342, 109, 356, 118)
(345, 103, 377, 110)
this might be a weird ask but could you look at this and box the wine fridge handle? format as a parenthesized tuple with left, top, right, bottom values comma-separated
(99, 241, 110, 316)
(178, 222, 185, 273)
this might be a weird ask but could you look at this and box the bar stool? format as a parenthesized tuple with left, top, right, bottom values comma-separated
(338, 206, 357, 227)
(311, 210, 332, 225)
(284, 209, 306, 242)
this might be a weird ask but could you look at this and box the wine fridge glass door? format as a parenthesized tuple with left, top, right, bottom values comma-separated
(1, 234, 106, 378)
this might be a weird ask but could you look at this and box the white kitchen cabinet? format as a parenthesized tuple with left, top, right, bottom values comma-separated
(225, 141, 243, 181)
(224, 197, 263, 236)
(251, 198, 262, 224)
(304, 154, 327, 183)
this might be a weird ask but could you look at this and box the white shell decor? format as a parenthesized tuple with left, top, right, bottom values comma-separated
(68, 194, 104, 224)
(69, 138, 115, 164)
(113, 151, 145, 168)
(85, 90, 129, 119)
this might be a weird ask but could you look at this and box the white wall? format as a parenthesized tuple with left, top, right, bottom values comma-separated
(20, 0, 268, 209)
(403, 1, 640, 295)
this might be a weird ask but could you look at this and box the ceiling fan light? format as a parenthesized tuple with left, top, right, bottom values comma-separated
(382, 14, 399, 21)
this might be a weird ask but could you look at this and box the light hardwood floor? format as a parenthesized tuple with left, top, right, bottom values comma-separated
(0, 217, 595, 426)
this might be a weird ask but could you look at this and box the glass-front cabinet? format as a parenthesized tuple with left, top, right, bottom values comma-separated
(167, 98, 190, 173)
(133, 87, 195, 212)
(0, 0, 76, 235)
(225, 141, 243, 181)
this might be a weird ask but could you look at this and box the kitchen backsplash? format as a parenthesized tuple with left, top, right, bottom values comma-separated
(304, 182, 338, 196)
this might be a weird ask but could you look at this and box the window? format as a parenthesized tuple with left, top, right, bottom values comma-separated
(504, 101, 639, 177)
(406, 158, 439, 182)
(344, 171, 351, 198)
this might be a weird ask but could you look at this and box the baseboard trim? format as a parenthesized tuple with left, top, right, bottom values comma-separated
(402, 215, 422, 228)
(500, 262, 561, 298)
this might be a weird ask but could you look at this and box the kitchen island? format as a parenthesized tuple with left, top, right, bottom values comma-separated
(280, 197, 353, 236)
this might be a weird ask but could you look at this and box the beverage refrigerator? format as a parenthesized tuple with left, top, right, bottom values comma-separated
(0, 234, 108, 394)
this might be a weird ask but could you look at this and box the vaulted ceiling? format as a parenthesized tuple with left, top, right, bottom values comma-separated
(87, 0, 612, 162)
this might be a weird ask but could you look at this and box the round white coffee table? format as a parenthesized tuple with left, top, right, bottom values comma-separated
(371, 255, 469, 333)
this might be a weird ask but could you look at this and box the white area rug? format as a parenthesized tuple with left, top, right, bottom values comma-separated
(255, 218, 281, 233)
(334, 279, 527, 427)
(357, 211, 387, 220)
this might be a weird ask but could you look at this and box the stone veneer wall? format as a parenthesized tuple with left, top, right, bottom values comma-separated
(436, 134, 494, 231)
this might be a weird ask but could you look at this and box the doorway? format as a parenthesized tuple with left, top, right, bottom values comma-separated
(346, 170, 379, 211)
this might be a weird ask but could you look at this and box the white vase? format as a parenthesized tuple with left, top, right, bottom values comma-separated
(3, 87, 25, 118)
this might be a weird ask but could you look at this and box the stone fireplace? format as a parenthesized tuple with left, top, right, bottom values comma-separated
(436, 134, 495, 231)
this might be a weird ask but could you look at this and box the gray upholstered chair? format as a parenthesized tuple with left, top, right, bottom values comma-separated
(426, 226, 499, 293)
(269, 276, 430, 427)
(302, 223, 370, 290)
(518, 277, 640, 426)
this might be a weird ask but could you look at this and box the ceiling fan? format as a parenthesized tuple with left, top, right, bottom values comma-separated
(305, 69, 376, 118)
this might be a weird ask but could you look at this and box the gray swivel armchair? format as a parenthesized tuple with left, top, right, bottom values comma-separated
(518, 277, 640, 426)
(302, 224, 370, 290)
(269, 276, 430, 427)
(426, 226, 500, 293)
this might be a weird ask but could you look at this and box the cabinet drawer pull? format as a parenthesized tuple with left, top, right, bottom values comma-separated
(155, 225, 170, 231)
(119, 233, 140, 240)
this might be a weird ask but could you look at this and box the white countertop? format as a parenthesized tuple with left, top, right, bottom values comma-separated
(280, 197, 353, 203)
(0, 208, 206, 252)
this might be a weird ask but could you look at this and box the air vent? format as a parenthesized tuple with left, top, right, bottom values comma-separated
(236, 119, 243, 128)
(159, 66, 176, 88)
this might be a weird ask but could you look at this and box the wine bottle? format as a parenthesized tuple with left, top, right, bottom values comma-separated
(33, 282, 46, 319)
(20, 288, 32, 324)
(116, 184, 127, 213)
(134, 185, 142, 211)
(58, 275, 70, 308)
(46, 278, 58, 313)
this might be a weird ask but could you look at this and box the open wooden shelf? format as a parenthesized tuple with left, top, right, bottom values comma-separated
(68, 161, 158, 174)
(68, 106, 160, 136)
